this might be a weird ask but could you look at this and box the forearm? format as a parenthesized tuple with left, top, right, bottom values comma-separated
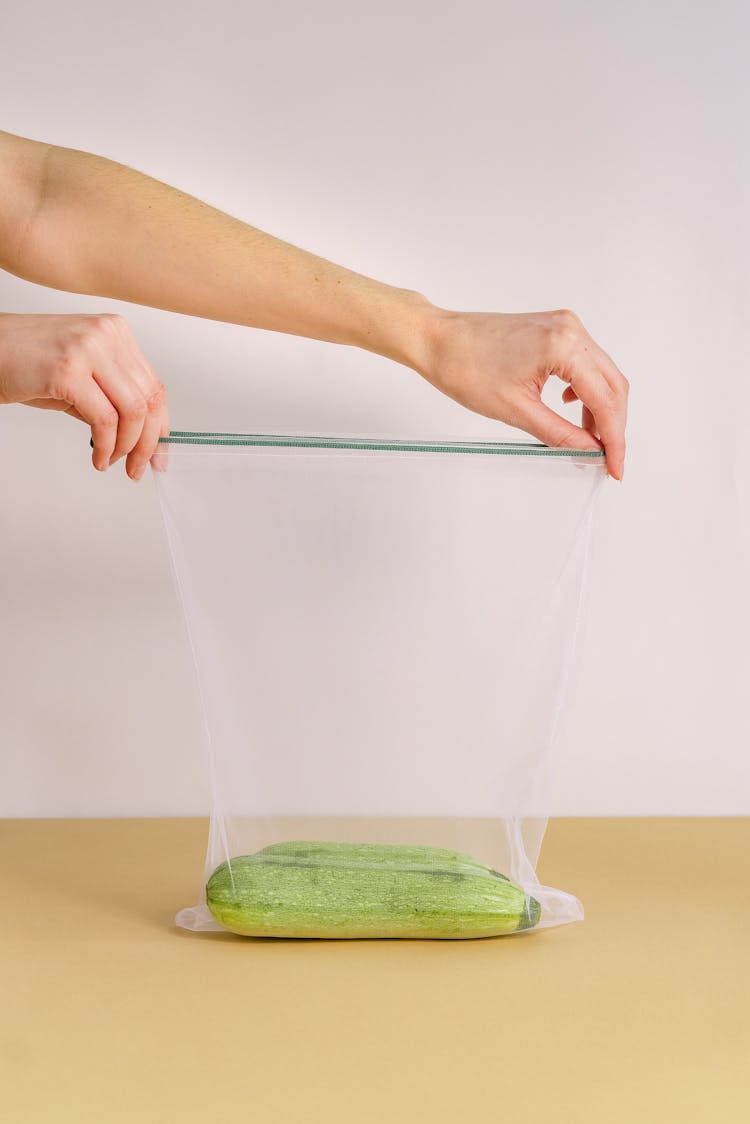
(13, 142, 437, 372)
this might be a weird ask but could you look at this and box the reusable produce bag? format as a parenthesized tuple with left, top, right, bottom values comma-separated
(153, 431, 606, 938)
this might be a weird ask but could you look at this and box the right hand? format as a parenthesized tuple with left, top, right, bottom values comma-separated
(0, 311, 169, 480)
(420, 307, 629, 480)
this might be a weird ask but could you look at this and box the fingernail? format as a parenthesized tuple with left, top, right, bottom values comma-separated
(131, 465, 144, 481)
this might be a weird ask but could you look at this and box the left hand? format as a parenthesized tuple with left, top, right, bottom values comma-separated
(419, 307, 629, 480)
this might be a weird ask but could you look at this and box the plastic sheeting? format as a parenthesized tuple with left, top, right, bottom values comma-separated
(154, 432, 607, 937)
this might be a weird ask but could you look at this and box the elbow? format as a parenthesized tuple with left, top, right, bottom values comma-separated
(0, 135, 59, 283)
(7, 142, 54, 281)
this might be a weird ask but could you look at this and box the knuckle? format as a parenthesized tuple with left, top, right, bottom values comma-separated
(548, 309, 583, 350)
(554, 308, 581, 330)
(603, 384, 619, 411)
(146, 381, 166, 412)
(123, 396, 147, 422)
(97, 312, 126, 334)
(587, 385, 614, 413)
(95, 407, 118, 431)
(80, 313, 128, 349)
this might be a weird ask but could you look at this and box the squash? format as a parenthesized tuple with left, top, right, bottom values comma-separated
(206, 839, 541, 938)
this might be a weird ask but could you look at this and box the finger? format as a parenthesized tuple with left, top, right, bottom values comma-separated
(565, 358, 626, 479)
(111, 347, 169, 457)
(587, 341, 630, 427)
(562, 387, 598, 439)
(98, 317, 169, 464)
(125, 381, 167, 481)
(88, 353, 149, 468)
(122, 359, 169, 479)
(591, 340, 628, 392)
(85, 330, 158, 466)
(582, 404, 597, 436)
(111, 366, 169, 470)
(506, 389, 605, 455)
(62, 376, 119, 470)
(148, 398, 171, 473)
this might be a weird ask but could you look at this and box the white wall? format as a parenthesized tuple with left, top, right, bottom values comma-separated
(1, 0, 748, 815)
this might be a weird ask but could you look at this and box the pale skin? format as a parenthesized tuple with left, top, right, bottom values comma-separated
(0, 130, 628, 481)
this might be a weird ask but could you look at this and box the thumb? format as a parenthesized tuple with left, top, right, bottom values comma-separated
(509, 394, 604, 454)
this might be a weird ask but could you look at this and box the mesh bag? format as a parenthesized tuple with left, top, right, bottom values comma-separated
(153, 431, 606, 939)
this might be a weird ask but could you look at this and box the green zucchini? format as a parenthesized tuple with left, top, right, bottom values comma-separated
(206, 839, 541, 939)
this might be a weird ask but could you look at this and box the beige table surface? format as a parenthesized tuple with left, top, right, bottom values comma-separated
(2, 817, 748, 1123)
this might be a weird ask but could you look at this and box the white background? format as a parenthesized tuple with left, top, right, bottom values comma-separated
(1, 0, 748, 815)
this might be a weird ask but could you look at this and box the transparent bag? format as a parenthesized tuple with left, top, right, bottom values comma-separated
(153, 431, 606, 939)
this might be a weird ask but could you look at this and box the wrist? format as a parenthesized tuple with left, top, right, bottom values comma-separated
(404, 302, 469, 388)
(355, 285, 447, 376)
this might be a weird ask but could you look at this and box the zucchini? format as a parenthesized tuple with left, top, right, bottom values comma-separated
(206, 839, 541, 939)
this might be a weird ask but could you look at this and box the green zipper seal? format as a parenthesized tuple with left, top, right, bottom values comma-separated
(158, 431, 605, 458)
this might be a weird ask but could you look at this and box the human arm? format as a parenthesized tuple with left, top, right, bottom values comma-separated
(0, 130, 627, 478)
